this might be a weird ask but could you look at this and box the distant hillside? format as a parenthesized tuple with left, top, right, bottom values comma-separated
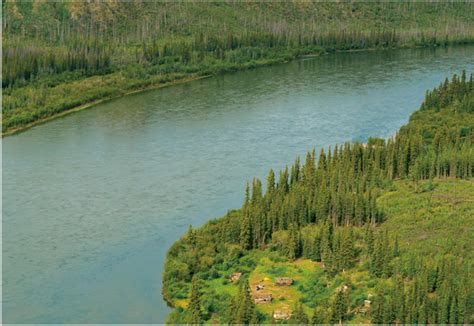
(4, 2, 474, 42)
(3, 1, 474, 134)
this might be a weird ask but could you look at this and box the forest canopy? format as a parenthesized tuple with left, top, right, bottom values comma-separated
(3, 1, 474, 133)
(162, 73, 474, 324)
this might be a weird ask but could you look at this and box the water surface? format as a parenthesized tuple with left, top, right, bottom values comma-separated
(3, 46, 473, 323)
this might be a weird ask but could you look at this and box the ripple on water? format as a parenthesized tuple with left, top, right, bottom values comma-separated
(3, 45, 474, 323)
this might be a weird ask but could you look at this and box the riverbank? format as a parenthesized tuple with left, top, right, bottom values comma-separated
(4, 42, 474, 137)
(162, 73, 474, 324)
(4, 1, 474, 136)
(2, 55, 293, 137)
(2, 74, 212, 137)
(4, 44, 473, 324)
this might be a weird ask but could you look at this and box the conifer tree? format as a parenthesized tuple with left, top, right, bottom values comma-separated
(320, 221, 333, 266)
(227, 296, 238, 324)
(290, 156, 301, 186)
(371, 234, 383, 277)
(233, 279, 256, 325)
(290, 302, 309, 324)
(187, 276, 202, 325)
(311, 233, 322, 261)
(365, 225, 375, 257)
(239, 210, 252, 250)
(371, 287, 385, 324)
(340, 228, 356, 271)
(267, 169, 275, 195)
(187, 225, 196, 247)
(331, 287, 348, 324)
(393, 275, 405, 324)
(287, 223, 301, 260)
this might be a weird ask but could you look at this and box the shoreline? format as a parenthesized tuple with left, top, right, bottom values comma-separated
(3, 42, 472, 137)
(2, 57, 293, 137)
(2, 74, 212, 137)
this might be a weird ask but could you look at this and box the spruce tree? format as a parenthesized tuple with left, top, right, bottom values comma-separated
(187, 225, 196, 247)
(287, 223, 301, 260)
(267, 169, 275, 195)
(240, 210, 252, 250)
(235, 279, 256, 325)
(187, 276, 202, 325)
(393, 275, 405, 324)
(366, 225, 375, 257)
(371, 287, 385, 324)
(340, 228, 356, 271)
(312, 234, 322, 261)
(331, 288, 348, 324)
(227, 296, 238, 324)
(290, 302, 309, 324)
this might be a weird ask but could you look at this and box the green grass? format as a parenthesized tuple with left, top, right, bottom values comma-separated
(379, 179, 474, 259)
(167, 178, 473, 323)
(249, 257, 321, 316)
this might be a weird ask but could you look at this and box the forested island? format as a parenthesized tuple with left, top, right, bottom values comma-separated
(3, 1, 474, 135)
(163, 73, 474, 324)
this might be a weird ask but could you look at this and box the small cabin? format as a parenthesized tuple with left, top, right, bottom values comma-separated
(254, 293, 272, 304)
(364, 299, 372, 307)
(256, 284, 264, 291)
(275, 277, 293, 286)
(229, 272, 242, 282)
(273, 310, 291, 320)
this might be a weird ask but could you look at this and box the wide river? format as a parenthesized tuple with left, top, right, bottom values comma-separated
(3, 46, 474, 323)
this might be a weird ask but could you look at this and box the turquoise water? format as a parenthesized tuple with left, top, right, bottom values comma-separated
(3, 46, 473, 323)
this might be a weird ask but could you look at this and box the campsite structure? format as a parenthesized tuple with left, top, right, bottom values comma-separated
(254, 293, 272, 304)
(273, 309, 291, 320)
(275, 277, 293, 286)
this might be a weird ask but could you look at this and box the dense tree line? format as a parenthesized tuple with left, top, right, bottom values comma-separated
(222, 72, 472, 255)
(3, 40, 112, 88)
(163, 74, 473, 324)
(4, 24, 467, 89)
(3, 1, 474, 132)
(370, 254, 470, 325)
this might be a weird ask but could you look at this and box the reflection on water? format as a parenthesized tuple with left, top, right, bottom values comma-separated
(3, 46, 473, 323)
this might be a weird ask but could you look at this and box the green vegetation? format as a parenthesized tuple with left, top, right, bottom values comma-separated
(3, 1, 474, 134)
(162, 74, 474, 324)
(379, 179, 474, 259)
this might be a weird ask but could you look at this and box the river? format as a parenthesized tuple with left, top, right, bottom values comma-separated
(3, 46, 473, 323)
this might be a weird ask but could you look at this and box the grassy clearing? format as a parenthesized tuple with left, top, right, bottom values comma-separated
(249, 258, 320, 316)
(378, 179, 474, 259)
(170, 178, 473, 323)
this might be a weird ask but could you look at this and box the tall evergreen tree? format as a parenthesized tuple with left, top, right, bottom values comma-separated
(187, 276, 202, 325)
(331, 287, 348, 324)
(290, 302, 309, 324)
(234, 279, 256, 325)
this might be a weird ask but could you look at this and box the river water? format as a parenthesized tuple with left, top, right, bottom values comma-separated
(3, 46, 473, 323)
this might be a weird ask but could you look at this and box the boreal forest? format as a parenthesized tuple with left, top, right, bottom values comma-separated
(2, 2, 474, 325)
(163, 74, 474, 324)
(3, 1, 474, 134)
